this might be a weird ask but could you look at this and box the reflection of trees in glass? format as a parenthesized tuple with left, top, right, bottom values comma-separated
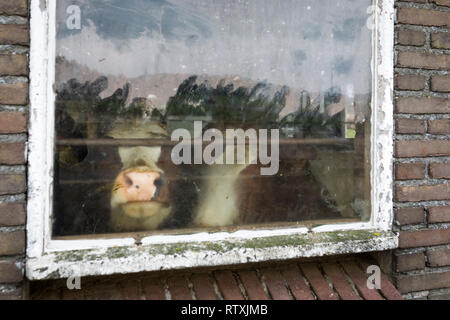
(160, 76, 342, 138)
(279, 88, 342, 138)
(162, 76, 289, 129)
(53, 76, 347, 236)
(56, 77, 145, 139)
(56, 75, 343, 143)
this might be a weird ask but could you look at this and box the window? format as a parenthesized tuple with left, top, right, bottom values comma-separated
(27, 0, 396, 280)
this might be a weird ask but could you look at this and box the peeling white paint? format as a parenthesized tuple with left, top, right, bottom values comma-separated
(27, 0, 50, 259)
(47, 238, 136, 252)
(370, 0, 395, 232)
(141, 227, 310, 246)
(26, 0, 396, 280)
(27, 230, 398, 280)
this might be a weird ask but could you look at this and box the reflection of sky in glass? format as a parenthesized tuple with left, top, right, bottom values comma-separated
(56, 0, 373, 94)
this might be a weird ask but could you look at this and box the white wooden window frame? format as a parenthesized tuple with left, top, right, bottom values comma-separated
(26, 0, 397, 280)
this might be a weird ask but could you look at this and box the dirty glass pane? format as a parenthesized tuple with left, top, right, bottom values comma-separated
(52, 0, 374, 237)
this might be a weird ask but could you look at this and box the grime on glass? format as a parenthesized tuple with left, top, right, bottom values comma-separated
(52, 0, 374, 237)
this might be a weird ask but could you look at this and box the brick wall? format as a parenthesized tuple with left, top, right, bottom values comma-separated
(0, 0, 29, 300)
(393, 0, 450, 300)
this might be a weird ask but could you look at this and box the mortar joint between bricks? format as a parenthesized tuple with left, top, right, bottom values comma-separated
(0, 16, 28, 25)
(396, 1, 450, 12)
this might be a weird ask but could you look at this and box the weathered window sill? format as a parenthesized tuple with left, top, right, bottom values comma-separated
(26, 229, 398, 280)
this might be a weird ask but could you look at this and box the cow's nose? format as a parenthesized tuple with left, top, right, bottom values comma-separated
(121, 170, 161, 202)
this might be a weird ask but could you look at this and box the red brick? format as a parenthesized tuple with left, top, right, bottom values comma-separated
(427, 248, 450, 267)
(0, 174, 26, 195)
(396, 119, 425, 134)
(142, 277, 166, 300)
(399, 229, 450, 248)
(0, 0, 28, 16)
(0, 83, 28, 105)
(397, 30, 425, 47)
(429, 206, 450, 223)
(0, 261, 22, 283)
(396, 97, 450, 114)
(397, 51, 450, 70)
(118, 279, 141, 300)
(0, 202, 25, 226)
(238, 270, 269, 300)
(0, 112, 27, 133)
(61, 288, 85, 300)
(396, 140, 450, 158)
(395, 74, 426, 91)
(379, 276, 404, 300)
(0, 55, 27, 76)
(428, 119, 450, 135)
(321, 263, 360, 300)
(396, 184, 450, 202)
(431, 32, 450, 49)
(429, 292, 450, 300)
(85, 283, 122, 300)
(395, 207, 424, 225)
(190, 273, 217, 300)
(397, 271, 450, 293)
(339, 261, 383, 300)
(429, 162, 450, 179)
(0, 143, 25, 165)
(358, 259, 403, 300)
(167, 276, 192, 300)
(0, 230, 25, 255)
(395, 252, 425, 272)
(397, 7, 450, 28)
(0, 289, 22, 300)
(214, 270, 244, 300)
(279, 264, 314, 300)
(259, 268, 291, 300)
(431, 75, 450, 93)
(396, 163, 425, 180)
(431, 0, 450, 6)
(300, 264, 338, 300)
(0, 25, 29, 46)
(32, 287, 61, 300)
